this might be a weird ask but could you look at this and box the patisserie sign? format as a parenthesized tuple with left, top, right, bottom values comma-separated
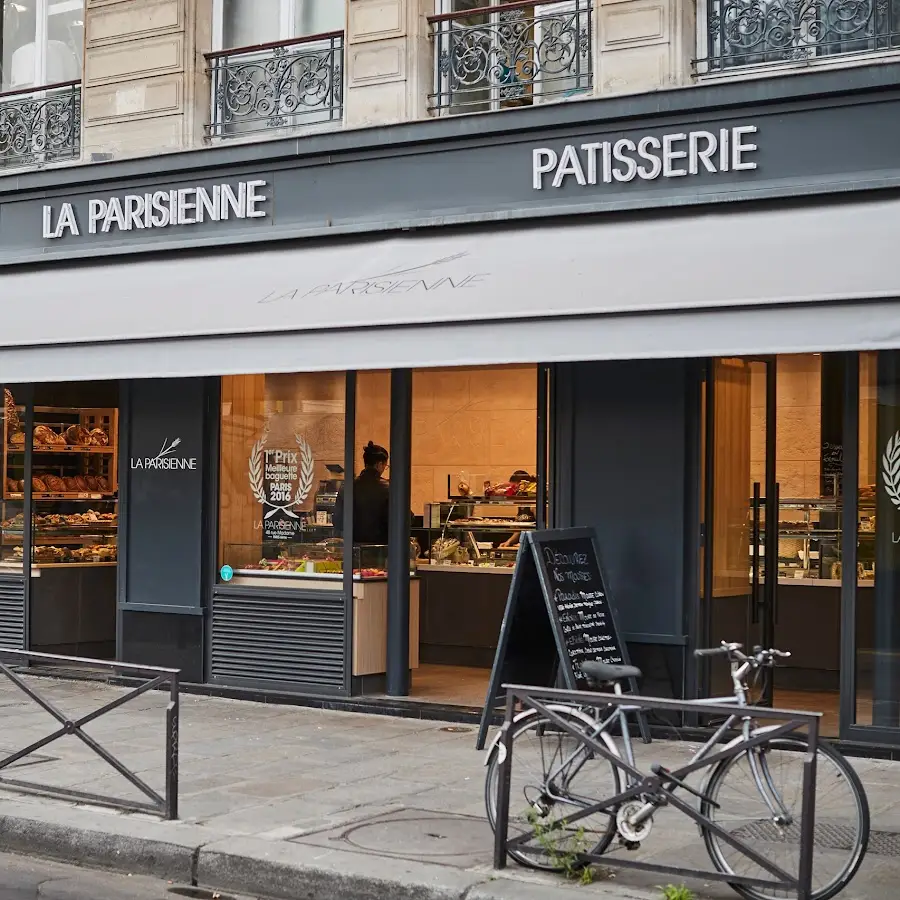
(532, 126, 758, 190)
(41, 180, 268, 240)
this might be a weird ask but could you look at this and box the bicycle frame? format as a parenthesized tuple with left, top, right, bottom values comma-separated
(491, 684, 822, 899)
(529, 657, 794, 832)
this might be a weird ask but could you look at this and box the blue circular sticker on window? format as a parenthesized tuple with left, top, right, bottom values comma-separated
(220, 565, 234, 582)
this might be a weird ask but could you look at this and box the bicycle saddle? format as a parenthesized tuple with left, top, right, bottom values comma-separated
(582, 661, 642, 685)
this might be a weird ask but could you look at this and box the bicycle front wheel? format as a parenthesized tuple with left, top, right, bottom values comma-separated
(484, 705, 622, 871)
(700, 736, 869, 900)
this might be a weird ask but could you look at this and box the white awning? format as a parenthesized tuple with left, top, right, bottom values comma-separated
(2, 194, 897, 381)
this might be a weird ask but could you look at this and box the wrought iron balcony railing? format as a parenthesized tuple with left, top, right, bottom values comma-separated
(206, 32, 343, 138)
(0, 81, 81, 170)
(699, 0, 900, 71)
(428, 1, 593, 114)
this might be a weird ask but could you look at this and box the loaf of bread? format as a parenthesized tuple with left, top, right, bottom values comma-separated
(64, 477, 79, 491)
(75, 475, 89, 492)
(44, 475, 66, 493)
(32, 476, 48, 492)
(97, 475, 109, 491)
(10, 431, 25, 444)
(65, 424, 91, 445)
(88, 428, 109, 446)
(85, 475, 100, 491)
(34, 425, 58, 444)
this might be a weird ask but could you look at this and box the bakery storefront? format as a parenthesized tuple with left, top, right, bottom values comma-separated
(2, 62, 900, 748)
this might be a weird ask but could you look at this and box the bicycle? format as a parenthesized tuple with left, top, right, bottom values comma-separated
(484, 642, 869, 900)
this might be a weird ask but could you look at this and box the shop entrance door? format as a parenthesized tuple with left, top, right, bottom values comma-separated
(703, 358, 777, 701)
(704, 355, 849, 733)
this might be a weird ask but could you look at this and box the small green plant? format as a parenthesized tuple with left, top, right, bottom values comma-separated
(660, 885, 695, 900)
(527, 810, 595, 884)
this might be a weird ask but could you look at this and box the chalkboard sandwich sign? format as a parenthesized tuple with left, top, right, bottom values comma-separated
(476, 526, 649, 749)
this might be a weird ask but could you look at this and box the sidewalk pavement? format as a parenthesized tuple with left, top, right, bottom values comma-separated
(0, 676, 897, 900)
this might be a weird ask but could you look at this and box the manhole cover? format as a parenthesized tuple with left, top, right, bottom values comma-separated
(344, 815, 492, 858)
(732, 821, 900, 856)
(440, 726, 472, 733)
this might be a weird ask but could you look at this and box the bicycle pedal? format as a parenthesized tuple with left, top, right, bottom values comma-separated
(618, 838, 641, 851)
(651, 764, 720, 809)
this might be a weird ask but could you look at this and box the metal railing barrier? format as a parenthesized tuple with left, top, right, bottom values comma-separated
(0, 649, 179, 819)
(205, 32, 344, 138)
(492, 684, 827, 900)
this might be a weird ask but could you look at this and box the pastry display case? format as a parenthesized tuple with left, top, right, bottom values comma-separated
(221, 540, 417, 586)
(421, 497, 537, 571)
(751, 494, 876, 585)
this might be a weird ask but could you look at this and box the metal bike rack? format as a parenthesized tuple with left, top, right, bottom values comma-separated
(0, 649, 179, 819)
(492, 684, 826, 900)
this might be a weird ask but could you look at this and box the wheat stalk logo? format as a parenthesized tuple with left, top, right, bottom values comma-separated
(155, 437, 182, 461)
(883, 430, 900, 510)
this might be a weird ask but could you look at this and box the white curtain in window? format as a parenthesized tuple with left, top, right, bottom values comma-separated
(293, 0, 344, 36)
(222, 0, 281, 48)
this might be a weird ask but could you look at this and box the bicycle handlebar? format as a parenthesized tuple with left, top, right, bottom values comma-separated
(693, 642, 791, 665)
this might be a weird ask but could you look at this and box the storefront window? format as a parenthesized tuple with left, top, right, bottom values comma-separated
(218, 372, 347, 586)
(855, 351, 899, 729)
(2, 0, 84, 91)
(1, 386, 25, 572)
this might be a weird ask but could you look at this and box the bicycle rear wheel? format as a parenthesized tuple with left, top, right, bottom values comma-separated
(484, 706, 622, 871)
(700, 736, 869, 900)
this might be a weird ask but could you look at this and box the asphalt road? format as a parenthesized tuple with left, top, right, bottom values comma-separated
(0, 854, 253, 900)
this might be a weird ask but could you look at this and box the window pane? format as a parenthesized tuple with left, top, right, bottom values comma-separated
(219, 373, 347, 586)
(222, 0, 281, 48)
(46, 0, 83, 84)
(294, 0, 344, 36)
(3, 0, 38, 89)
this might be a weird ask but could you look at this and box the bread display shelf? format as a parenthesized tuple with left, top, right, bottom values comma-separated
(9, 493, 117, 501)
(7, 445, 115, 454)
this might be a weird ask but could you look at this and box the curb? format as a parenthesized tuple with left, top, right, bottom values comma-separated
(0, 802, 659, 900)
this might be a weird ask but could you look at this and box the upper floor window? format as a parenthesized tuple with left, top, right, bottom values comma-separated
(215, 0, 344, 50)
(2, 0, 84, 91)
(428, 0, 593, 115)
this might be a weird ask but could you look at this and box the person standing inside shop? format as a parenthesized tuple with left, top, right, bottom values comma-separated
(334, 441, 391, 544)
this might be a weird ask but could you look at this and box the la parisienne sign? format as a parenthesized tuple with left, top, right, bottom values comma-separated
(42, 179, 268, 239)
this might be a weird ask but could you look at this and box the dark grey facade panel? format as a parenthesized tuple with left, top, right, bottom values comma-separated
(121, 379, 206, 611)
(210, 590, 346, 691)
(2, 63, 900, 266)
(560, 359, 688, 642)
(0, 577, 26, 649)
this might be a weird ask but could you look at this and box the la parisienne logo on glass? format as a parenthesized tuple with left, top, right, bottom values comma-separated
(130, 437, 197, 471)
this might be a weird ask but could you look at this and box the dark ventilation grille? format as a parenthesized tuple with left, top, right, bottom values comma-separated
(0, 577, 25, 650)
(211, 590, 345, 691)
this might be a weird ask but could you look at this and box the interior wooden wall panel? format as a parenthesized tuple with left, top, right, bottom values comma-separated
(712, 358, 751, 599)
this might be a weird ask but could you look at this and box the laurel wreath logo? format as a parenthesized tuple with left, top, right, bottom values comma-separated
(882, 430, 900, 510)
(248, 426, 315, 519)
